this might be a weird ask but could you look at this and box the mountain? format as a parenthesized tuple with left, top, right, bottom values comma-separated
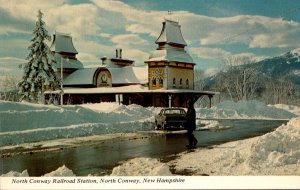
(203, 48, 300, 88)
(258, 48, 300, 85)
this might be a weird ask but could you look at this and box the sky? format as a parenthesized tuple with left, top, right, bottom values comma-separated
(0, 0, 300, 79)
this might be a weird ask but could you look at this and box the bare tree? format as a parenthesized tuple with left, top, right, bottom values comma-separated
(0, 74, 20, 101)
(263, 76, 296, 105)
(194, 69, 206, 90)
(218, 55, 261, 101)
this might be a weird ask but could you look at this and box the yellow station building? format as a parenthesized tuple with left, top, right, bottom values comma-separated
(46, 19, 218, 107)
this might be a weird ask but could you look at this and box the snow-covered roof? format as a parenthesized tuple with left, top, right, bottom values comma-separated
(109, 66, 148, 84)
(50, 32, 78, 54)
(146, 19, 193, 64)
(146, 46, 194, 63)
(64, 67, 101, 85)
(63, 66, 148, 86)
(54, 54, 83, 69)
(156, 19, 187, 46)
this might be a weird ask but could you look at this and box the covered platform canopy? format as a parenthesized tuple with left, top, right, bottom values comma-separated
(45, 85, 219, 107)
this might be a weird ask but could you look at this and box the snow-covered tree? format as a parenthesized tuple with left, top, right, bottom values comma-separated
(18, 10, 60, 102)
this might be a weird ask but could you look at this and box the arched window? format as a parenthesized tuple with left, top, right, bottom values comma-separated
(173, 78, 176, 87)
(159, 78, 163, 87)
(186, 79, 189, 88)
(179, 78, 183, 86)
(152, 78, 156, 87)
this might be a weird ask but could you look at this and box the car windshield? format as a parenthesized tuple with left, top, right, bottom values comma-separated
(163, 109, 184, 115)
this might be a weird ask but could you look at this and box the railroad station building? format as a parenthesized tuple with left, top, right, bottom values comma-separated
(45, 19, 218, 107)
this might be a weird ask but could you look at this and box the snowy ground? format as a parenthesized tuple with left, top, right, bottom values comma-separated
(197, 100, 295, 120)
(1, 100, 300, 176)
(169, 117, 300, 176)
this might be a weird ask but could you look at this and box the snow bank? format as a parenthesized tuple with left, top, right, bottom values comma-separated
(0, 101, 157, 146)
(269, 104, 300, 116)
(43, 165, 76, 177)
(1, 170, 29, 177)
(249, 117, 300, 171)
(0, 101, 155, 132)
(110, 157, 172, 176)
(197, 100, 295, 120)
(1, 165, 75, 177)
(170, 117, 300, 175)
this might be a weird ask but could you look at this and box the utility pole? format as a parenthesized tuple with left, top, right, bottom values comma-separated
(168, 95, 172, 108)
(60, 56, 64, 105)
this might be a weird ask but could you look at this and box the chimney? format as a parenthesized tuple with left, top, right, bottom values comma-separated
(120, 49, 122, 59)
(101, 56, 107, 65)
(116, 49, 118, 58)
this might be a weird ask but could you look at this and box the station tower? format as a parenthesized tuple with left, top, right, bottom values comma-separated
(145, 19, 195, 90)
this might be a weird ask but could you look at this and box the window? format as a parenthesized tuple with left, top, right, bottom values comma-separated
(179, 78, 183, 86)
(159, 78, 163, 87)
(186, 79, 189, 88)
(173, 78, 176, 87)
(152, 78, 156, 87)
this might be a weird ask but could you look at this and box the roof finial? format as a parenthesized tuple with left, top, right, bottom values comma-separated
(166, 10, 178, 22)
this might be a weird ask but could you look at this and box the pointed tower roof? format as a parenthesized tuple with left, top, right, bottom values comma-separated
(50, 32, 83, 70)
(145, 19, 193, 64)
(50, 32, 78, 54)
(155, 19, 187, 47)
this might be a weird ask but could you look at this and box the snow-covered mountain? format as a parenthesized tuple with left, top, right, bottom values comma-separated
(258, 48, 300, 85)
(203, 48, 300, 88)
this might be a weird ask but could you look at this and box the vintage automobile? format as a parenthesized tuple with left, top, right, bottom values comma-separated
(155, 108, 187, 130)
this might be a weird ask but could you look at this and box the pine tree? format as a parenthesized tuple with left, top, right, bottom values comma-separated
(18, 10, 60, 102)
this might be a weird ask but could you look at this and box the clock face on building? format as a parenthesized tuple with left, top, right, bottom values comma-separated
(101, 73, 107, 82)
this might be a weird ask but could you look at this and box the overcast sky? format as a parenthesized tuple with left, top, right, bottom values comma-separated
(0, 0, 299, 78)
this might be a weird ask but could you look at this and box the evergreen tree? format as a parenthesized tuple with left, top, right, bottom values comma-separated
(18, 10, 60, 102)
